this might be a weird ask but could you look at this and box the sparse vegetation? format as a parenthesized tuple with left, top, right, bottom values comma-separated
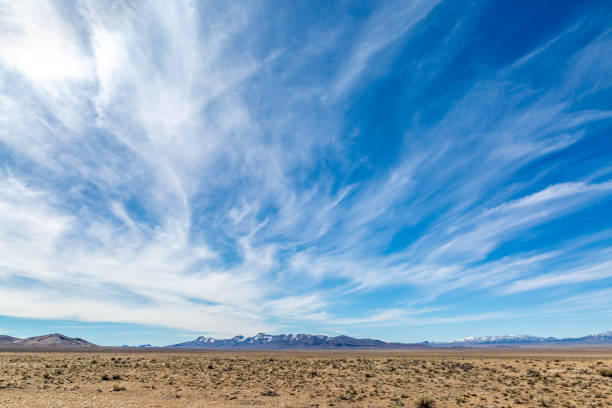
(416, 395, 436, 407)
(261, 389, 279, 396)
(0, 351, 610, 406)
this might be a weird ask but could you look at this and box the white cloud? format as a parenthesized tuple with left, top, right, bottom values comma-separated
(503, 259, 612, 294)
(331, 0, 441, 98)
(0, 1, 91, 83)
(555, 288, 612, 311)
(485, 181, 612, 214)
(0, 286, 268, 337)
(0, 176, 72, 280)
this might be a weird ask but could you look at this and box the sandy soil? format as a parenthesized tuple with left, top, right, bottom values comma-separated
(0, 348, 611, 407)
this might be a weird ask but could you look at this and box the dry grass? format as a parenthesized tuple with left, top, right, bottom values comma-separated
(0, 349, 611, 407)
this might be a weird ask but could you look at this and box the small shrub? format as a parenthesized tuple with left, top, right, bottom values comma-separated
(261, 390, 280, 397)
(527, 368, 542, 377)
(112, 374, 122, 380)
(112, 385, 126, 392)
(416, 396, 435, 408)
(599, 369, 612, 377)
(101, 374, 110, 381)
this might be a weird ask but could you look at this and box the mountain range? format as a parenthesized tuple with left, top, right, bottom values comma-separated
(428, 331, 612, 346)
(0, 331, 610, 349)
(166, 331, 612, 349)
(166, 333, 420, 349)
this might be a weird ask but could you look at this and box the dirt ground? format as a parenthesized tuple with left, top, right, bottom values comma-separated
(0, 348, 611, 407)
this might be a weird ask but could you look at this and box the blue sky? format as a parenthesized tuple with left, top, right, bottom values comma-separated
(0, 0, 611, 346)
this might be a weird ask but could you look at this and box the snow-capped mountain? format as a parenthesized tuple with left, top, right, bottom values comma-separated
(448, 335, 553, 344)
(167, 333, 415, 349)
(168, 330, 612, 349)
(433, 331, 612, 346)
(560, 331, 612, 345)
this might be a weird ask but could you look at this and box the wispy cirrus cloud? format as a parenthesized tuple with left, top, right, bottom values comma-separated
(503, 257, 612, 295)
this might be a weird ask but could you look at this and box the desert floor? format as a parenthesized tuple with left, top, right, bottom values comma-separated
(0, 348, 611, 407)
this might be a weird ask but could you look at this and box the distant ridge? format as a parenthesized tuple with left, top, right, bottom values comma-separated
(167, 331, 612, 349)
(0, 333, 98, 348)
(429, 331, 612, 346)
(166, 333, 420, 349)
(0, 331, 610, 349)
(0, 335, 19, 344)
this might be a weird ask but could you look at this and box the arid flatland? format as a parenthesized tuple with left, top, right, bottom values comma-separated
(0, 349, 611, 407)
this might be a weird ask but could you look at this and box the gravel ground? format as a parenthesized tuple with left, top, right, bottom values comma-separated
(0, 349, 611, 407)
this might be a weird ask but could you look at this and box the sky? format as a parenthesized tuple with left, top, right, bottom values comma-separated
(0, 0, 611, 346)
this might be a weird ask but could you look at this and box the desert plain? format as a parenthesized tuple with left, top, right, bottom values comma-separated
(0, 348, 611, 407)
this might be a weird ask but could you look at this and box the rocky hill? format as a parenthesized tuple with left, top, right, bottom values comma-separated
(0, 333, 98, 348)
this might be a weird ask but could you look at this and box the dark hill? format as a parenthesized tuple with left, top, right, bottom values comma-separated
(0, 333, 98, 348)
